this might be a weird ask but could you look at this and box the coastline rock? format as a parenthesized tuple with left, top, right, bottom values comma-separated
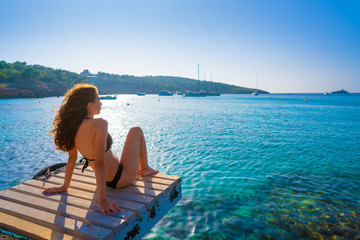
(0, 82, 67, 98)
(0, 85, 19, 97)
(19, 88, 34, 97)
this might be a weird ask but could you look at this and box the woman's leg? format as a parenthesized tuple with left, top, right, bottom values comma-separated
(117, 127, 158, 188)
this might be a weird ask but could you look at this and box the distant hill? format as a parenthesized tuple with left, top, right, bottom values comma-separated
(0, 61, 268, 98)
(0, 61, 86, 98)
(81, 70, 269, 95)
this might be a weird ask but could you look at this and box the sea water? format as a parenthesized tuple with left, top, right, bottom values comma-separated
(0, 94, 359, 239)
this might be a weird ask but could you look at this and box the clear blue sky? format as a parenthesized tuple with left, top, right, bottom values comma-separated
(1, 0, 359, 93)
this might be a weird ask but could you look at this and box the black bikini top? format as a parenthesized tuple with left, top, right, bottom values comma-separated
(106, 133, 113, 152)
(80, 133, 113, 172)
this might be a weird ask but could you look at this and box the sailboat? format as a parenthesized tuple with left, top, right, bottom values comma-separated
(252, 74, 259, 96)
(331, 89, 349, 94)
(159, 90, 173, 96)
(185, 64, 206, 97)
(206, 74, 221, 96)
(100, 94, 117, 100)
(137, 91, 145, 96)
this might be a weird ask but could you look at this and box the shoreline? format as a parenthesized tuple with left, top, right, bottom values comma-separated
(1, 92, 360, 100)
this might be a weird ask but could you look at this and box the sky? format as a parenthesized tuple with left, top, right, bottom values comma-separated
(0, 0, 359, 93)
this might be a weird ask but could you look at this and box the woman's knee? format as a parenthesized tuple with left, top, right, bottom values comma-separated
(128, 126, 143, 137)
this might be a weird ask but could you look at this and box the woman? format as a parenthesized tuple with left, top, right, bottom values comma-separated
(42, 83, 158, 216)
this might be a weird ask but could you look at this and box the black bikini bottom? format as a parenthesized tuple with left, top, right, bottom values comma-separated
(106, 163, 123, 188)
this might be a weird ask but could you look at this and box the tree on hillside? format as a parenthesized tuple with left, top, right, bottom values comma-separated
(40, 72, 58, 83)
(80, 69, 92, 76)
(0, 61, 9, 70)
(0, 72, 7, 83)
(13, 61, 27, 71)
(5, 69, 21, 82)
(21, 67, 40, 83)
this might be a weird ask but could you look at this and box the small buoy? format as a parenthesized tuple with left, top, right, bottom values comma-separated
(158, 99, 160, 101)
(269, 97, 272, 99)
(280, 98, 283, 100)
(305, 100, 308, 102)
(38, 101, 41, 103)
(127, 103, 130, 106)
(172, 98, 174, 100)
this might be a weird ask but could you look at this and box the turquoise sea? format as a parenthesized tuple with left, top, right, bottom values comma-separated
(1, 94, 360, 239)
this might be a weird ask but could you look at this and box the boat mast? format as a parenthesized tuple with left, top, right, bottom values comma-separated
(197, 64, 200, 92)
(204, 71, 207, 92)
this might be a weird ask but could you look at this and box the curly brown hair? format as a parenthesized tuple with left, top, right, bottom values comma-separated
(50, 83, 98, 152)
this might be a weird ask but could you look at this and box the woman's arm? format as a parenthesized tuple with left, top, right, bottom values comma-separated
(93, 119, 121, 216)
(93, 119, 108, 205)
(42, 147, 78, 194)
(63, 147, 78, 189)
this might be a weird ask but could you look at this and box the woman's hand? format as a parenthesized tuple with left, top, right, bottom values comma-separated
(98, 200, 122, 216)
(42, 185, 68, 194)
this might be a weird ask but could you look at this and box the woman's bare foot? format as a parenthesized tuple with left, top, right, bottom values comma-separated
(140, 167, 159, 177)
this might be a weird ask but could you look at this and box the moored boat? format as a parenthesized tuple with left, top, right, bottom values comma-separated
(185, 91, 206, 97)
(100, 95, 117, 100)
(331, 89, 349, 94)
(205, 91, 221, 96)
(252, 73, 259, 96)
(185, 64, 220, 97)
(159, 90, 173, 96)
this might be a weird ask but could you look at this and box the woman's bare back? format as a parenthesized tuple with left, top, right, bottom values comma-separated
(75, 118, 120, 181)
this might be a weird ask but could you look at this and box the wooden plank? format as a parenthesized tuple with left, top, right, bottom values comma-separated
(20, 180, 142, 220)
(24, 178, 154, 209)
(0, 212, 80, 240)
(74, 166, 181, 185)
(11, 183, 135, 222)
(43, 175, 145, 212)
(0, 190, 126, 235)
(74, 166, 95, 176)
(146, 173, 182, 184)
(24, 179, 97, 199)
(114, 185, 163, 199)
(57, 171, 97, 185)
(44, 175, 164, 201)
(131, 180, 170, 194)
(134, 175, 175, 187)
(56, 172, 170, 194)
(22, 180, 137, 219)
(31, 177, 148, 217)
(0, 198, 113, 240)
(73, 166, 179, 192)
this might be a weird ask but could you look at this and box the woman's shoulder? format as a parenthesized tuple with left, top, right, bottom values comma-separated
(92, 118, 108, 124)
(92, 118, 108, 129)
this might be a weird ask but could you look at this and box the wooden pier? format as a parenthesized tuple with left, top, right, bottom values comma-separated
(0, 165, 182, 240)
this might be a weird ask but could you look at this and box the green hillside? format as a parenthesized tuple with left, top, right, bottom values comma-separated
(0, 61, 268, 98)
(0, 61, 86, 98)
